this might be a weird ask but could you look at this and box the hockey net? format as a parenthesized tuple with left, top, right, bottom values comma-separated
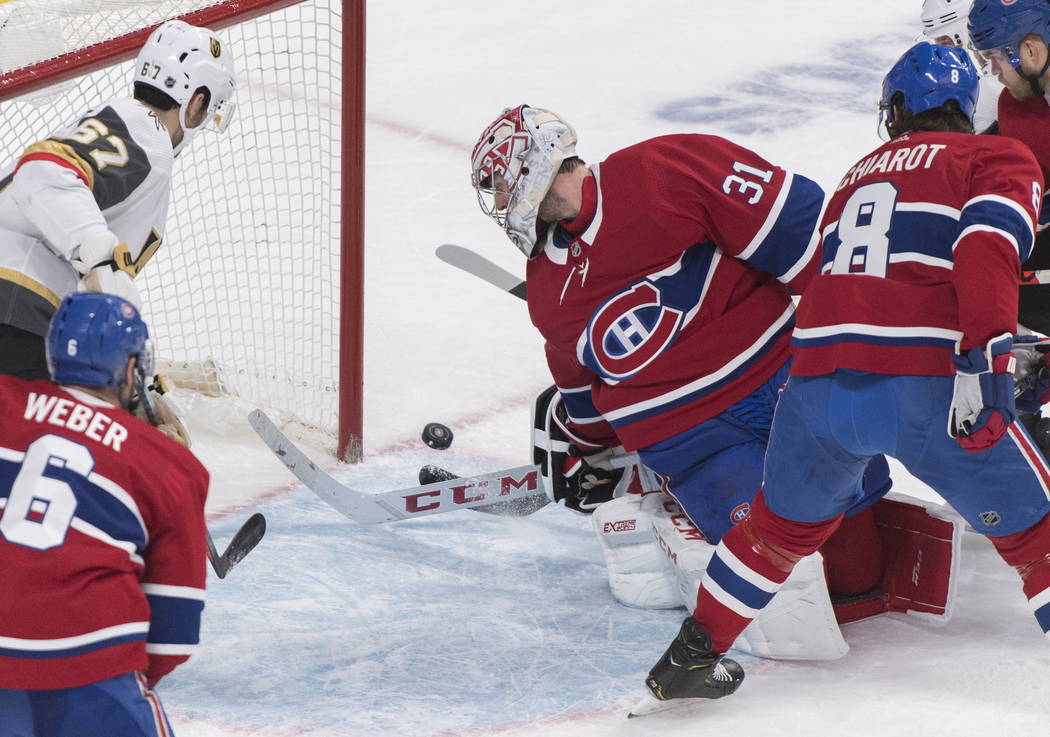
(0, 0, 363, 459)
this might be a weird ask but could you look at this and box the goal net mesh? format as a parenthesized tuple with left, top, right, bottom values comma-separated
(0, 0, 343, 448)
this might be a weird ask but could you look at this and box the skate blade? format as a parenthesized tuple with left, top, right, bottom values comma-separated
(627, 691, 679, 719)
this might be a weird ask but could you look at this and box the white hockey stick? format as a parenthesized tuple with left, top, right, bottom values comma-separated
(436, 244, 526, 300)
(248, 409, 548, 523)
(436, 245, 1050, 294)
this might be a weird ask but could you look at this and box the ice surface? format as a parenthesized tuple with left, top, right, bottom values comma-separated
(159, 1, 1050, 735)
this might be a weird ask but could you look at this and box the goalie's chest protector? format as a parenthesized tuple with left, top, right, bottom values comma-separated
(526, 134, 823, 449)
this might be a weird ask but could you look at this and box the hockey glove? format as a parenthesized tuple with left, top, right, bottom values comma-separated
(949, 332, 1016, 452)
(1012, 334, 1050, 415)
(71, 230, 141, 308)
(533, 384, 625, 513)
(133, 374, 192, 447)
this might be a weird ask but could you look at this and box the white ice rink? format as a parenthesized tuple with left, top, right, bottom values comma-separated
(156, 1, 1050, 735)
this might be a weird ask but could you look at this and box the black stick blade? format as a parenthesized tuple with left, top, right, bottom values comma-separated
(222, 513, 267, 568)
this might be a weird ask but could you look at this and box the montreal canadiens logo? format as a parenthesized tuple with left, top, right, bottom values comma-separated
(730, 503, 751, 524)
(587, 281, 683, 380)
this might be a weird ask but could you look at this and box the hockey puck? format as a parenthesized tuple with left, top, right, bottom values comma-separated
(422, 422, 454, 450)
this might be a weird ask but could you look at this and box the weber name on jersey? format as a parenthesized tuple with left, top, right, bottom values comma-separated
(0, 98, 173, 335)
(527, 134, 823, 450)
(0, 376, 209, 690)
(792, 131, 1041, 376)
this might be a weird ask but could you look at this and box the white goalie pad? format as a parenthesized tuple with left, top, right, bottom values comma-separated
(591, 492, 680, 609)
(593, 493, 848, 660)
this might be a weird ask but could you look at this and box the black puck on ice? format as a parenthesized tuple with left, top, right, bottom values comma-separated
(422, 422, 454, 450)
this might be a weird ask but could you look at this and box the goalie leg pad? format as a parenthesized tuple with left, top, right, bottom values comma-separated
(872, 492, 964, 623)
(592, 492, 680, 609)
(733, 550, 850, 661)
(648, 496, 849, 660)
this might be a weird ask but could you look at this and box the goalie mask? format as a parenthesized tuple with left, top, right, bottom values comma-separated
(471, 105, 578, 259)
(135, 20, 237, 156)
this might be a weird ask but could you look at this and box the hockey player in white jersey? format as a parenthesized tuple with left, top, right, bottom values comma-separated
(920, 0, 1002, 132)
(0, 19, 236, 381)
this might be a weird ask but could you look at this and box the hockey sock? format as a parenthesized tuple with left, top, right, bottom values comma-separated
(692, 491, 841, 653)
(990, 511, 1050, 638)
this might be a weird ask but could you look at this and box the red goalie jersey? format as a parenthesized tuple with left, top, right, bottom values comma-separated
(0, 376, 209, 689)
(527, 134, 824, 450)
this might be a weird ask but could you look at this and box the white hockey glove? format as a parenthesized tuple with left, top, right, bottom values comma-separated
(532, 385, 632, 513)
(133, 374, 192, 446)
(71, 231, 142, 308)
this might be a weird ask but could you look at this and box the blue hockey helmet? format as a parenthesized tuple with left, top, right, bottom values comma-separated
(46, 292, 153, 387)
(968, 0, 1050, 67)
(878, 41, 980, 136)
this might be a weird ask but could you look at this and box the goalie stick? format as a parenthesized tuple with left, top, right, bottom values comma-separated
(436, 244, 526, 301)
(438, 245, 1050, 293)
(206, 513, 267, 579)
(418, 464, 551, 516)
(132, 371, 266, 578)
(249, 409, 549, 523)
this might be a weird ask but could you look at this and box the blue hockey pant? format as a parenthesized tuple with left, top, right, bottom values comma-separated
(763, 370, 1050, 537)
(0, 671, 174, 737)
(638, 361, 891, 543)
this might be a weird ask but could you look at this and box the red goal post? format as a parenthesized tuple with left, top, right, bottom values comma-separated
(0, 0, 365, 461)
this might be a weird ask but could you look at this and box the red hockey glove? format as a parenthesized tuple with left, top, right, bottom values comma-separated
(949, 333, 1017, 452)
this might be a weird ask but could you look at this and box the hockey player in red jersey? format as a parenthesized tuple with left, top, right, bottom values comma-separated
(0, 292, 209, 736)
(0, 20, 236, 382)
(639, 42, 1050, 707)
(967, 0, 1050, 456)
(470, 106, 923, 660)
(969, 0, 1050, 331)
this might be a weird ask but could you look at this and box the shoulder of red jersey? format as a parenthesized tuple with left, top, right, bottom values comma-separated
(605, 133, 779, 176)
(1, 377, 208, 497)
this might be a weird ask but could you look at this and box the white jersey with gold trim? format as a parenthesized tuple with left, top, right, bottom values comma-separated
(0, 97, 174, 335)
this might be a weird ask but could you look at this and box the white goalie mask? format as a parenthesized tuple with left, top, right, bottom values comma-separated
(134, 20, 237, 156)
(921, 0, 974, 48)
(471, 105, 578, 259)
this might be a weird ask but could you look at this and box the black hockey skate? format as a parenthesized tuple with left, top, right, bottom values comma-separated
(644, 616, 744, 702)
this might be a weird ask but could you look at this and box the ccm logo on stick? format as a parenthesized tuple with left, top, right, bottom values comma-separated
(400, 471, 540, 514)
